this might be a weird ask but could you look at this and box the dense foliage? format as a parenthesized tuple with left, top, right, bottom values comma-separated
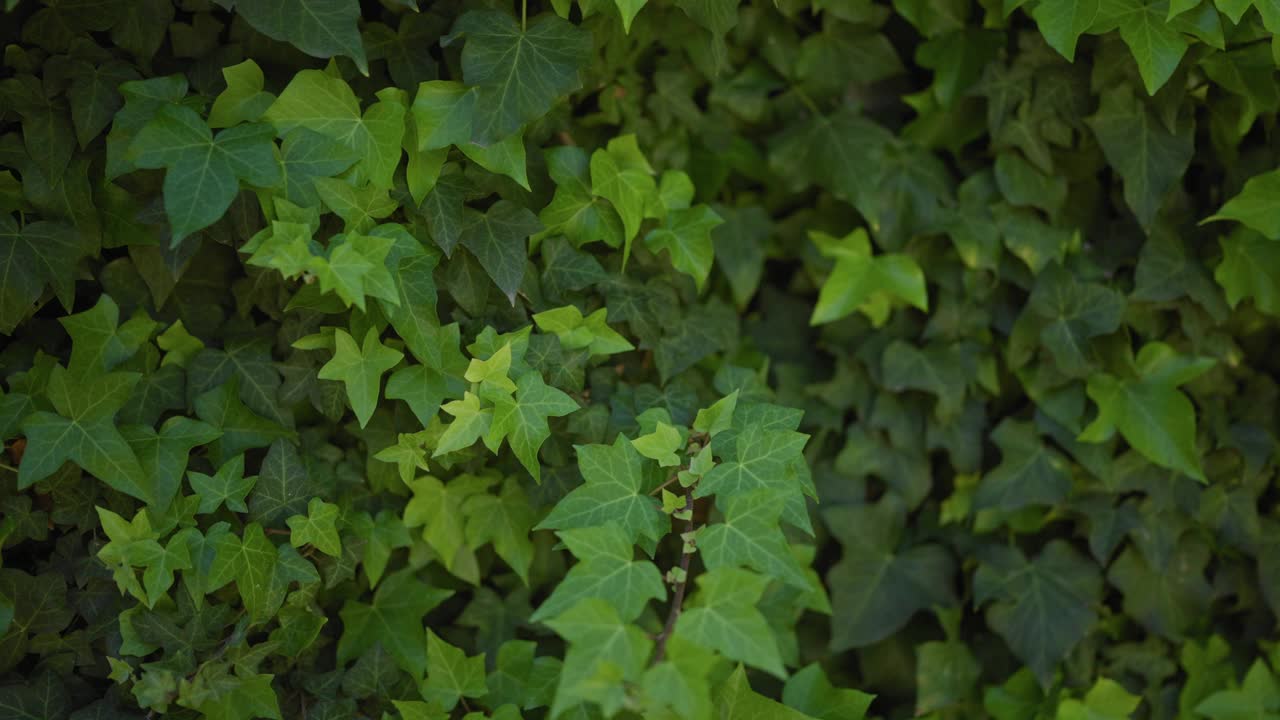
(2, 0, 1280, 718)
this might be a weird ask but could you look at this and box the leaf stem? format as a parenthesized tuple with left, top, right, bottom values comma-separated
(648, 470, 684, 496)
(0, 462, 17, 473)
(521, 0, 527, 31)
(652, 489, 695, 665)
(792, 85, 821, 115)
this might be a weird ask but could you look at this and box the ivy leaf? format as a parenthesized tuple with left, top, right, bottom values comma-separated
(974, 540, 1102, 687)
(783, 664, 874, 720)
(674, 0, 740, 36)
(531, 525, 665, 623)
(249, 440, 316, 527)
(808, 229, 928, 326)
(278, 128, 360, 206)
(423, 630, 488, 710)
(696, 416, 813, 533)
(630, 422, 683, 467)
(1086, 85, 1193, 230)
(1208, 169, 1280, 239)
(459, 201, 543, 304)
(222, 0, 368, 74)
(458, 133, 530, 190)
(825, 497, 955, 650)
(536, 436, 668, 547)
(536, 146, 626, 250)
(404, 473, 498, 583)
(387, 363, 456, 428)
(1093, 0, 1190, 94)
(434, 393, 494, 457)
(591, 135, 658, 261)
(675, 567, 785, 678)
(644, 205, 724, 292)
(59, 294, 156, 379)
(1107, 537, 1211, 639)
(1027, 264, 1126, 376)
(1031, 0, 1100, 60)
(208, 59, 275, 129)
(532, 305, 633, 356)
(486, 371, 580, 480)
(0, 673, 69, 720)
(129, 531, 194, 608)
(18, 366, 148, 502)
(195, 378, 295, 465)
(881, 341, 968, 419)
(412, 81, 477, 150)
(1215, 229, 1280, 315)
(189, 454, 257, 514)
(444, 10, 592, 144)
(314, 178, 398, 234)
(179, 667, 283, 720)
(972, 420, 1072, 512)
(1057, 678, 1142, 720)
(287, 498, 343, 557)
(338, 569, 453, 678)
(699, 489, 811, 590)
(311, 233, 399, 311)
(1079, 342, 1213, 481)
(546, 599, 653, 719)
(462, 477, 536, 583)
(129, 105, 282, 245)
(718, 666, 817, 720)
(122, 416, 224, 509)
(0, 217, 84, 334)
(263, 71, 405, 189)
(317, 328, 404, 428)
(208, 523, 284, 624)
(1195, 659, 1280, 720)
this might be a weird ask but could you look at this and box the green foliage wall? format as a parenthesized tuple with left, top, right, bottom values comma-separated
(2, 0, 1280, 718)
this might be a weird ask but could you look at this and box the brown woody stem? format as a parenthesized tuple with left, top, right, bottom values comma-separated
(652, 489, 695, 665)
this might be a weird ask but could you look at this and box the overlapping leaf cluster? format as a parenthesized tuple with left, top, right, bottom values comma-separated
(2, 0, 1280, 718)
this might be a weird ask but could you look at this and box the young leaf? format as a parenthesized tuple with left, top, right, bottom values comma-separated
(486, 371, 580, 481)
(317, 328, 404, 428)
(286, 498, 343, 557)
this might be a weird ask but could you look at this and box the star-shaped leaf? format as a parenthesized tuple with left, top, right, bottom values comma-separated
(536, 436, 667, 546)
(287, 498, 342, 557)
(458, 201, 543, 303)
(433, 393, 494, 457)
(644, 205, 723, 292)
(18, 366, 148, 502)
(675, 567, 785, 678)
(531, 525, 665, 623)
(129, 105, 282, 245)
(462, 477, 537, 583)
(486, 371, 579, 480)
(422, 630, 488, 710)
(974, 540, 1102, 687)
(228, 0, 367, 73)
(264, 71, 405, 189)
(338, 569, 453, 678)
(1079, 342, 1214, 482)
(189, 454, 258, 514)
(699, 489, 811, 590)
(444, 10, 592, 144)
(317, 328, 404, 428)
(808, 228, 928, 326)
(591, 135, 658, 260)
